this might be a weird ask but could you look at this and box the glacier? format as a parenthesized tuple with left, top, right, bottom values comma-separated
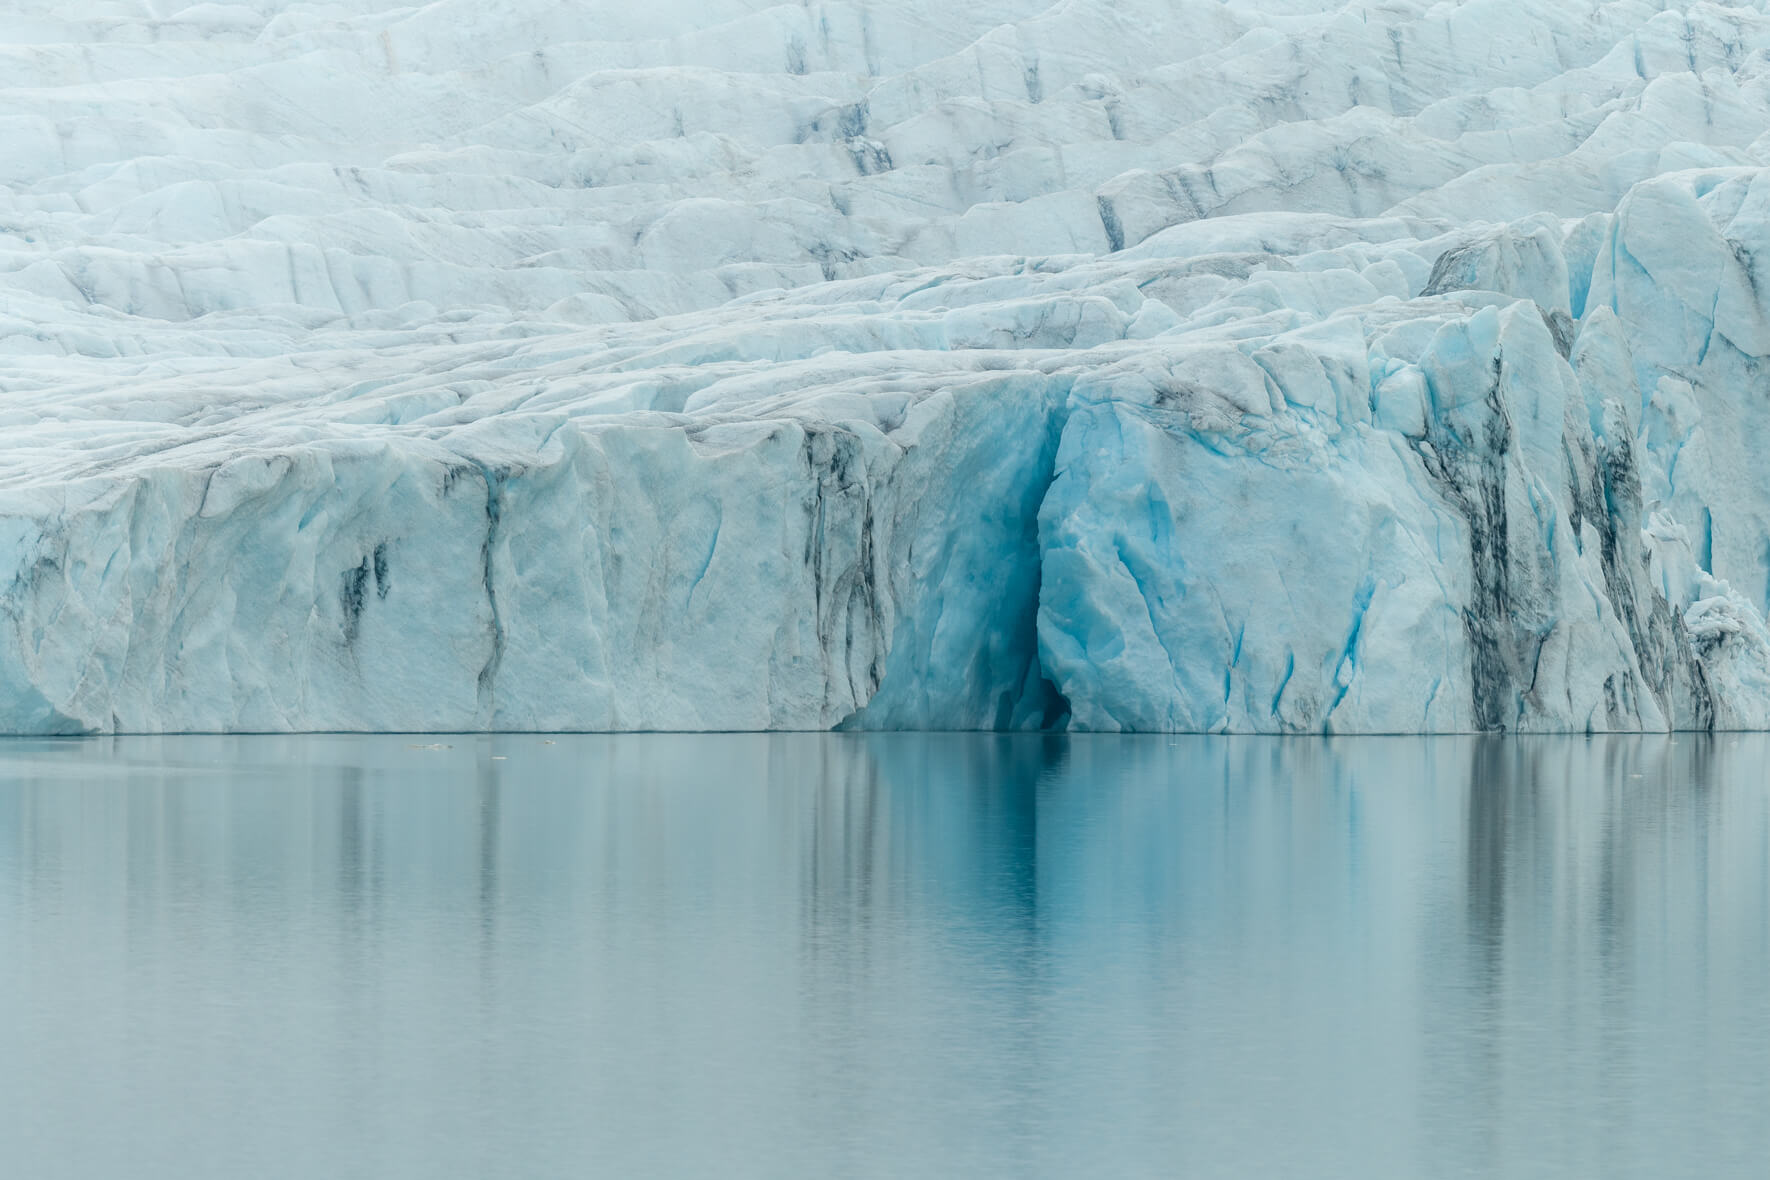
(7, 0, 1770, 733)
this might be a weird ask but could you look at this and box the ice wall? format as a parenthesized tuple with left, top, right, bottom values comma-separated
(7, 1, 1770, 732)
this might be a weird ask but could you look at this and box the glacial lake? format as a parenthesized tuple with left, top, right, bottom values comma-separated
(2, 734, 1767, 1178)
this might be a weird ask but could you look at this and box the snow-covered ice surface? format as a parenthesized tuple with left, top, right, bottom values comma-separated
(8, 0, 1770, 733)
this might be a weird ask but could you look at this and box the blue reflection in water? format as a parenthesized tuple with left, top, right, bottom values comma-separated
(1, 734, 1767, 1178)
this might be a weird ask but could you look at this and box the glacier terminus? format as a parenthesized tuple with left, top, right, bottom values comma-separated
(8, 0, 1770, 734)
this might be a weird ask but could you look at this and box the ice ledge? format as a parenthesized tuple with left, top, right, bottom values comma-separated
(9, 181, 1770, 734)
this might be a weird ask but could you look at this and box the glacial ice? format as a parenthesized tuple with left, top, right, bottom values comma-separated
(7, 0, 1770, 732)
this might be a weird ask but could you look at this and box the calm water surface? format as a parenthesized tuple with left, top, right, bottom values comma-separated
(2, 734, 1767, 1178)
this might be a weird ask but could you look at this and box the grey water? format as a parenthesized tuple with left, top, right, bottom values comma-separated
(1, 735, 1767, 1178)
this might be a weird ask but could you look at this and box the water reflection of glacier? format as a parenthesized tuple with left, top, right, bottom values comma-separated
(2, 734, 1767, 1177)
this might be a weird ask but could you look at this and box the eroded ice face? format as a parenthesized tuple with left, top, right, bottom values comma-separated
(5, 0, 1770, 734)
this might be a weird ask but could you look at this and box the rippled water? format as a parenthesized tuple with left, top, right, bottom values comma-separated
(2, 734, 1767, 1178)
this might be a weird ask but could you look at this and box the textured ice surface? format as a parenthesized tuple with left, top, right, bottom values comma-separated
(7, 0, 1770, 732)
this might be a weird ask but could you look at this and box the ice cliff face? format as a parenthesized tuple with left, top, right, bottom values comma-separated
(7, 0, 1770, 733)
